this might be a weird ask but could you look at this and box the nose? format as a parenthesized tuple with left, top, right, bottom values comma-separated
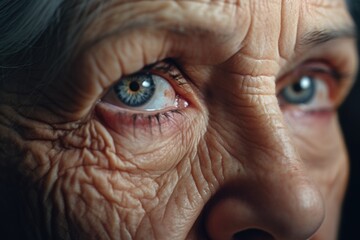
(203, 80, 325, 240)
(205, 179, 324, 240)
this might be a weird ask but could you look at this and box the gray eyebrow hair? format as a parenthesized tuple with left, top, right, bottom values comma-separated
(300, 26, 357, 47)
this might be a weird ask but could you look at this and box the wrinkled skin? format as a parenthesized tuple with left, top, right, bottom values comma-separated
(0, 0, 358, 239)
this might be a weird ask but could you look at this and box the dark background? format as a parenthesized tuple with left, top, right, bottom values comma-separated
(339, 1, 360, 239)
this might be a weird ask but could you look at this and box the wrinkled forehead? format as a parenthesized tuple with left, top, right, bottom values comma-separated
(81, 0, 351, 42)
(79, 0, 353, 57)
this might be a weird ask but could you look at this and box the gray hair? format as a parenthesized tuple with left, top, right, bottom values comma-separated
(0, 0, 103, 84)
(0, 1, 63, 65)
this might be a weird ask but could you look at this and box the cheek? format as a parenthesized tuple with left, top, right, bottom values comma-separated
(286, 111, 349, 194)
(16, 117, 210, 239)
(285, 109, 347, 165)
(11, 121, 157, 238)
(94, 102, 207, 173)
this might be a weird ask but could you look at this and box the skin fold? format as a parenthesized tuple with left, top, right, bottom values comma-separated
(0, 0, 358, 239)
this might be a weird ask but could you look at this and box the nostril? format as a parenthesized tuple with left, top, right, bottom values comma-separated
(232, 229, 275, 240)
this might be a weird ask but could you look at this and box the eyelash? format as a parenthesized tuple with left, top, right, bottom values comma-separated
(150, 60, 187, 82)
(302, 61, 347, 82)
(128, 109, 184, 133)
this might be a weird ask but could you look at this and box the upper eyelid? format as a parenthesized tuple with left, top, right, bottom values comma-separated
(140, 60, 190, 87)
(83, 27, 357, 94)
(298, 61, 347, 79)
(275, 61, 343, 93)
(280, 61, 347, 84)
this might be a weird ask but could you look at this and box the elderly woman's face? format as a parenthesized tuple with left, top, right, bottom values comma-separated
(1, 0, 358, 239)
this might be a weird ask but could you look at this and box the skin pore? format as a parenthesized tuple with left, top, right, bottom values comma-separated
(0, 0, 358, 239)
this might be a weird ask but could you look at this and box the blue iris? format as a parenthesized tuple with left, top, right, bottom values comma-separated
(114, 73, 156, 107)
(281, 76, 316, 104)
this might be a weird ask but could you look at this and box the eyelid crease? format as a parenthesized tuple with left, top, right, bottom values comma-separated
(146, 60, 190, 88)
(296, 67, 344, 85)
(292, 60, 350, 84)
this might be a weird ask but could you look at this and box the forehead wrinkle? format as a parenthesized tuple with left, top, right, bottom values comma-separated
(80, 0, 246, 50)
(218, 0, 283, 78)
(79, 0, 353, 68)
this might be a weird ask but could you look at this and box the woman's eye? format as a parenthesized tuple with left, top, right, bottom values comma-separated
(280, 76, 316, 104)
(96, 61, 191, 133)
(115, 73, 156, 107)
(278, 64, 342, 112)
(101, 61, 190, 117)
(112, 73, 177, 111)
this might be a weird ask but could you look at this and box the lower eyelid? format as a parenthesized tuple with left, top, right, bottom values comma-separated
(94, 101, 187, 135)
(283, 108, 335, 127)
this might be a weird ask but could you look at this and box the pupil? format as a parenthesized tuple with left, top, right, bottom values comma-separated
(292, 82, 303, 93)
(129, 81, 140, 92)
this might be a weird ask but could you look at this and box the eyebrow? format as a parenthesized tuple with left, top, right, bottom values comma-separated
(84, 19, 357, 59)
(300, 26, 357, 47)
(92, 21, 233, 44)
(105, 22, 357, 47)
